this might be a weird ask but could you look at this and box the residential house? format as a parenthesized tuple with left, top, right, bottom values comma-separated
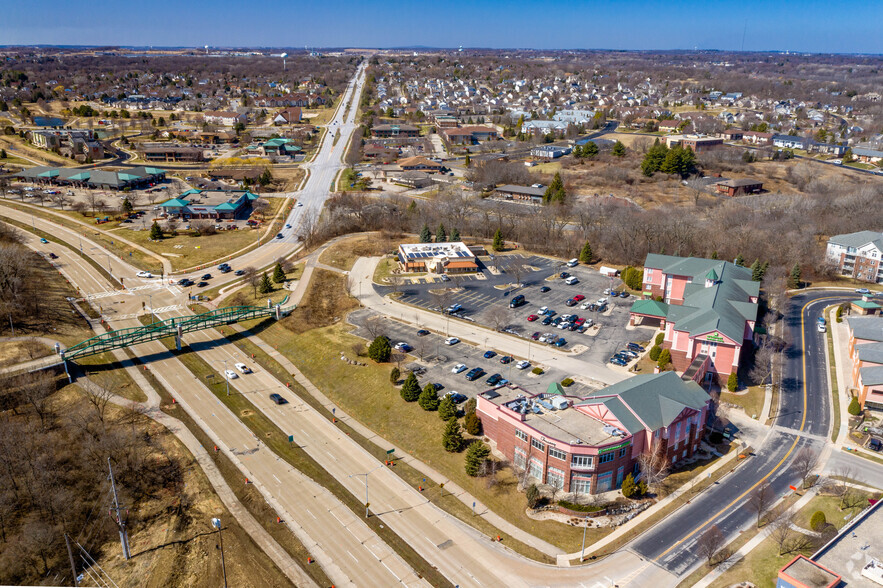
(372, 124, 420, 138)
(203, 111, 247, 126)
(772, 135, 808, 150)
(825, 230, 883, 283)
(720, 129, 744, 141)
(397, 156, 443, 173)
(714, 178, 764, 197)
(629, 255, 759, 386)
(494, 184, 546, 203)
(853, 147, 883, 165)
(477, 372, 710, 495)
(742, 131, 774, 145)
(273, 107, 302, 125)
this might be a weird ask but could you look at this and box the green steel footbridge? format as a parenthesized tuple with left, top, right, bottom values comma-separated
(62, 298, 291, 362)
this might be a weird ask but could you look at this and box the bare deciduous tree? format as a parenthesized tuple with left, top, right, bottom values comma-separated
(697, 525, 725, 566)
(364, 315, 385, 339)
(793, 447, 820, 489)
(747, 481, 773, 527)
(637, 438, 669, 494)
(486, 304, 509, 332)
(243, 266, 259, 297)
(769, 510, 794, 556)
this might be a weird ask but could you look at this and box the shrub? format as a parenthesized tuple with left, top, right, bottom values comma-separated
(637, 479, 649, 495)
(848, 395, 862, 416)
(418, 384, 439, 411)
(442, 418, 463, 452)
(464, 442, 490, 476)
(561, 377, 574, 387)
(464, 397, 476, 415)
(464, 412, 482, 435)
(438, 395, 457, 420)
(557, 501, 603, 513)
(657, 348, 671, 370)
(367, 336, 391, 362)
(655, 333, 664, 346)
(400, 372, 421, 402)
(649, 345, 661, 361)
(727, 372, 738, 392)
(389, 366, 400, 384)
(810, 511, 827, 532)
(836, 305, 845, 323)
(622, 266, 643, 290)
(526, 484, 541, 508)
(621, 473, 637, 498)
(531, 367, 544, 375)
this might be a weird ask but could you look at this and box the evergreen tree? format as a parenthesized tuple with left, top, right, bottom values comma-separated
(760, 261, 769, 281)
(442, 418, 463, 452)
(258, 272, 273, 294)
(418, 384, 440, 411)
(436, 223, 447, 243)
(641, 139, 668, 176)
(579, 241, 593, 264)
(438, 395, 457, 420)
(842, 148, 854, 164)
(710, 251, 719, 260)
(464, 442, 490, 476)
(734, 253, 745, 266)
(649, 345, 662, 361)
(122, 198, 133, 213)
(390, 366, 400, 384)
(492, 228, 504, 251)
(848, 396, 862, 416)
(0, 148, 6, 159)
(419, 223, 432, 243)
(149, 221, 163, 240)
(543, 172, 566, 204)
(400, 372, 421, 402)
(750, 259, 762, 281)
(449, 227, 460, 242)
(611, 140, 626, 157)
(464, 153, 470, 167)
(621, 473, 637, 498)
(657, 348, 671, 370)
(368, 336, 391, 362)
(788, 263, 802, 289)
(727, 372, 738, 392)
(584, 141, 599, 158)
(272, 262, 286, 284)
(464, 411, 482, 435)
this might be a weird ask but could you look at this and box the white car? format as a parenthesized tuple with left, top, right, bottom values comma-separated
(136, 271, 153, 278)
(516, 360, 531, 370)
(224, 369, 239, 380)
(296, 201, 303, 207)
(597, 297, 608, 305)
(537, 306, 549, 315)
(234, 363, 252, 374)
(580, 301, 592, 310)
(452, 363, 467, 374)
(445, 336, 460, 346)
(817, 323, 827, 333)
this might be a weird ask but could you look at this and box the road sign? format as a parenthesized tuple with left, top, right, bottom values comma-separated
(288, 435, 294, 443)
(386, 449, 395, 455)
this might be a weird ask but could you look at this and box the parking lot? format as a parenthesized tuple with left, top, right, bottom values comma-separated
(386, 254, 648, 366)
(349, 308, 602, 403)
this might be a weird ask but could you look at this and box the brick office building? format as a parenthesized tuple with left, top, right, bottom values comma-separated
(477, 372, 710, 495)
(629, 254, 759, 386)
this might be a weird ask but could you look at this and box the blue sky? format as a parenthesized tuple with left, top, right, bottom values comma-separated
(4, 0, 882, 54)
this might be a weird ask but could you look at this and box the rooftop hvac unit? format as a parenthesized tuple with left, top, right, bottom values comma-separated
(551, 396, 569, 410)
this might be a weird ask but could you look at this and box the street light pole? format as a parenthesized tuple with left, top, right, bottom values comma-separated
(211, 518, 228, 588)
(580, 513, 589, 562)
(349, 465, 383, 518)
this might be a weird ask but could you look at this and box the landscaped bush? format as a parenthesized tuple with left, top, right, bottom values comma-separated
(531, 367, 544, 375)
(657, 348, 671, 370)
(526, 484, 541, 508)
(464, 412, 482, 435)
(848, 395, 862, 416)
(389, 366, 400, 384)
(727, 372, 738, 392)
(810, 511, 827, 532)
(557, 500, 604, 513)
(655, 333, 664, 346)
(561, 377, 574, 387)
(649, 345, 661, 361)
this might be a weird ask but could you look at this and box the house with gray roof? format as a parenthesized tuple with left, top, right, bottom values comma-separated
(826, 231, 883, 284)
(14, 165, 166, 190)
(476, 371, 710, 496)
(847, 317, 883, 411)
(630, 254, 759, 386)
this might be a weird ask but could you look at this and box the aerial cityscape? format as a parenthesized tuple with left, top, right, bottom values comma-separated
(2, 2, 883, 588)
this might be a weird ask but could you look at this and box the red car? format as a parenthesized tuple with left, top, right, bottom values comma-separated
(531, 332, 541, 340)
(527, 314, 539, 322)
(573, 294, 586, 302)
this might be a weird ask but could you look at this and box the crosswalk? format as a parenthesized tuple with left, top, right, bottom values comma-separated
(103, 305, 184, 322)
(85, 284, 182, 300)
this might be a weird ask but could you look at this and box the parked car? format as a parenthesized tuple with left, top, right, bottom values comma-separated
(483, 350, 497, 359)
(559, 272, 570, 279)
(516, 360, 531, 370)
(445, 392, 467, 404)
(609, 357, 627, 366)
(509, 294, 526, 308)
(541, 316, 552, 326)
(537, 306, 549, 315)
(531, 332, 541, 340)
(446, 304, 462, 314)
(870, 438, 882, 452)
(554, 338, 567, 347)
(627, 343, 645, 352)
(566, 259, 579, 267)
(500, 355, 513, 364)
(856, 288, 871, 295)
(417, 329, 430, 336)
(465, 367, 484, 381)
(444, 336, 460, 346)
(452, 363, 467, 374)
(573, 294, 585, 302)
(527, 314, 539, 322)
(619, 291, 630, 298)
(440, 274, 451, 282)
(486, 373, 503, 386)
(235, 363, 252, 374)
(269, 393, 288, 405)
(394, 342, 412, 352)
(539, 286, 551, 293)
(565, 276, 579, 285)
(565, 298, 577, 307)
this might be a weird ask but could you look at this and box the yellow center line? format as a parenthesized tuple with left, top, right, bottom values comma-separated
(652, 295, 844, 562)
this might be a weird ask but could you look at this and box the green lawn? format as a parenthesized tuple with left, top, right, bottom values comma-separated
(825, 315, 842, 442)
(372, 256, 398, 283)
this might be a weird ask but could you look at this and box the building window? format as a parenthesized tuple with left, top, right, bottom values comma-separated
(570, 476, 592, 495)
(619, 447, 628, 458)
(597, 472, 614, 493)
(531, 438, 545, 452)
(514, 447, 526, 469)
(571, 455, 594, 469)
(528, 458, 544, 481)
(599, 452, 615, 464)
(675, 422, 681, 440)
(515, 429, 527, 442)
(616, 467, 624, 487)
(547, 467, 565, 491)
(549, 447, 566, 461)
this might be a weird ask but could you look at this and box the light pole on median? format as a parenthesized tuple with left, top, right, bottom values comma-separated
(349, 465, 383, 518)
(211, 518, 228, 588)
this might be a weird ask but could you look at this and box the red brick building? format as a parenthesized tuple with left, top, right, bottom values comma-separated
(478, 372, 710, 495)
(847, 316, 883, 411)
(629, 255, 759, 386)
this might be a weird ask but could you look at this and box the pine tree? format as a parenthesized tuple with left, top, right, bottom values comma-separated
(657, 348, 671, 370)
(418, 384, 440, 411)
(438, 395, 457, 420)
(149, 221, 163, 240)
(543, 172, 566, 204)
(442, 418, 463, 452)
(621, 473, 637, 498)
(492, 228, 504, 251)
(727, 372, 738, 392)
(122, 198, 133, 213)
(272, 262, 286, 284)
(464, 153, 471, 167)
(710, 251, 718, 260)
(734, 253, 745, 266)
(848, 395, 862, 416)
(449, 227, 460, 242)
(258, 272, 273, 294)
(419, 224, 432, 243)
(464, 442, 490, 476)
(611, 140, 626, 157)
(436, 223, 447, 243)
(584, 141, 599, 158)
(400, 372, 421, 402)
(579, 241, 593, 264)
(464, 411, 482, 435)
(788, 263, 802, 289)
(759, 261, 769, 281)
(750, 259, 762, 281)
(390, 366, 400, 384)
(368, 336, 391, 362)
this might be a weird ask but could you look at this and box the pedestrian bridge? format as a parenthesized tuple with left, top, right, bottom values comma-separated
(62, 299, 291, 361)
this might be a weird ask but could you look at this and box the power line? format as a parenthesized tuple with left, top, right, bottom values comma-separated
(107, 457, 130, 561)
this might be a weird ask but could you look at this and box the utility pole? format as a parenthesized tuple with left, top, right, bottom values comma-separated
(349, 465, 383, 518)
(64, 533, 78, 587)
(223, 360, 229, 396)
(107, 457, 131, 560)
(212, 518, 228, 588)
(580, 513, 589, 562)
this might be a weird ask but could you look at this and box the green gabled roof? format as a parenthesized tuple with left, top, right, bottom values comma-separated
(117, 173, 140, 181)
(38, 169, 59, 177)
(67, 172, 90, 181)
(630, 299, 669, 318)
(143, 167, 166, 175)
(853, 300, 882, 310)
(584, 372, 709, 432)
(180, 189, 202, 197)
(546, 382, 565, 396)
(159, 198, 190, 207)
(214, 202, 238, 211)
(263, 137, 293, 147)
(243, 191, 260, 201)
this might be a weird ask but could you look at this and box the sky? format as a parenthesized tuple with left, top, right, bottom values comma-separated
(4, 0, 882, 54)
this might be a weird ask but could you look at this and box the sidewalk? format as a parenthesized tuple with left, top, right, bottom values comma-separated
(228, 321, 565, 559)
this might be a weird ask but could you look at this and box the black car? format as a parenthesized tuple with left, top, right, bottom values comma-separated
(177, 278, 189, 286)
(269, 393, 288, 405)
(48, 252, 58, 259)
(541, 316, 552, 325)
(217, 263, 230, 270)
(500, 355, 513, 364)
(560, 271, 570, 279)
(234, 269, 246, 276)
(197, 281, 208, 288)
(417, 329, 430, 336)
(486, 373, 503, 386)
(447, 392, 467, 404)
(465, 367, 484, 381)
(627, 343, 645, 352)
(220, 267, 232, 273)
(201, 273, 212, 280)
(619, 291, 630, 298)
(539, 286, 551, 293)
(565, 298, 577, 307)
